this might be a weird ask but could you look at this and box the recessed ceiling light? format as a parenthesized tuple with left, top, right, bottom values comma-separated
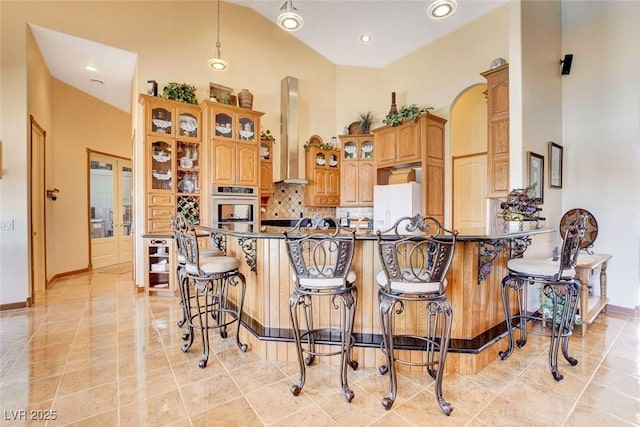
(427, 0, 457, 20)
(360, 34, 372, 43)
(90, 78, 104, 85)
(85, 65, 97, 72)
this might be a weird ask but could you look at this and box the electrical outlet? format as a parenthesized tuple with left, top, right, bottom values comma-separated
(0, 219, 14, 230)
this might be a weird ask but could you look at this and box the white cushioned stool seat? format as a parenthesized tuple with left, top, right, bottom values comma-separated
(376, 270, 445, 294)
(294, 269, 356, 289)
(185, 256, 240, 275)
(507, 258, 575, 280)
(178, 249, 224, 264)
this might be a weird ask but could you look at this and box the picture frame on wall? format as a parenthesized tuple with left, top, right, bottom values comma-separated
(528, 151, 544, 203)
(549, 142, 563, 188)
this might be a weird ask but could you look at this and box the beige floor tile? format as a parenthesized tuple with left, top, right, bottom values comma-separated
(366, 411, 414, 427)
(565, 402, 636, 426)
(473, 394, 554, 427)
(226, 359, 287, 394)
(62, 410, 118, 427)
(191, 396, 263, 427)
(57, 361, 117, 396)
(179, 371, 243, 415)
(52, 382, 117, 426)
(118, 389, 188, 427)
(118, 366, 178, 403)
(0, 375, 61, 409)
(269, 402, 339, 427)
(577, 382, 640, 424)
(386, 389, 473, 426)
(245, 378, 315, 425)
(170, 358, 226, 387)
(316, 383, 384, 427)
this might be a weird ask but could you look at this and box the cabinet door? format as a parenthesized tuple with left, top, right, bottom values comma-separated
(376, 129, 397, 166)
(148, 104, 174, 136)
(358, 161, 375, 205)
(177, 107, 201, 141)
(397, 121, 421, 164)
(212, 141, 236, 185)
(341, 162, 359, 205)
(327, 169, 340, 199)
(237, 114, 257, 143)
(260, 161, 273, 196)
(237, 143, 258, 186)
(149, 138, 175, 192)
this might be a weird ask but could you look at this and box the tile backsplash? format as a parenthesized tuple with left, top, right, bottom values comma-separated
(263, 183, 337, 219)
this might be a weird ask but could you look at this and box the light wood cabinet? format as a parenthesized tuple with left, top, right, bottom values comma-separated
(305, 145, 341, 207)
(340, 134, 375, 206)
(259, 138, 274, 199)
(481, 64, 509, 197)
(372, 112, 446, 223)
(203, 101, 264, 187)
(140, 95, 203, 234)
(375, 120, 421, 168)
(144, 236, 176, 296)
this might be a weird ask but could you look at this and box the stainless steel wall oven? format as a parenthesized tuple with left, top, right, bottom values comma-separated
(210, 185, 259, 232)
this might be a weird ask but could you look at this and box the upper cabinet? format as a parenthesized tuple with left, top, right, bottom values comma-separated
(481, 64, 510, 198)
(305, 142, 341, 207)
(372, 112, 447, 223)
(202, 101, 264, 187)
(141, 95, 203, 234)
(340, 134, 375, 206)
(375, 120, 421, 168)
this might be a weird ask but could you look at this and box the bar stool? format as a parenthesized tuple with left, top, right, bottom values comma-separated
(284, 215, 358, 402)
(499, 215, 587, 380)
(178, 226, 247, 368)
(171, 214, 223, 335)
(376, 214, 457, 415)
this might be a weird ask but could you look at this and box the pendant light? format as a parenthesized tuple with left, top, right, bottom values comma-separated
(277, 0, 304, 32)
(208, 0, 229, 71)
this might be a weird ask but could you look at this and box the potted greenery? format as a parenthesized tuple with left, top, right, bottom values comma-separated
(162, 82, 198, 105)
(383, 103, 428, 127)
(355, 111, 376, 134)
(260, 129, 275, 142)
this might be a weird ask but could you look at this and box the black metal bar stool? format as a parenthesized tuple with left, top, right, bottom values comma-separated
(177, 226, 247, 368)
(376, 214, 457, 415)
(499, 215, 587, 380)
(284, 215, 358, 402)
(171, 214, 223, 336)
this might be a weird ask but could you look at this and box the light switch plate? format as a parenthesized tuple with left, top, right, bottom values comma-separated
(0, 219, 14, 230)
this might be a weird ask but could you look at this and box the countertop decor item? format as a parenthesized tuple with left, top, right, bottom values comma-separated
(238, 89, 253, 109)
(490, 57, 507, 69)
(354, 111, 375, 134)
(498, 186, 544, 224)
(162, 82, 198, 104)
(387, 92, 398, 118)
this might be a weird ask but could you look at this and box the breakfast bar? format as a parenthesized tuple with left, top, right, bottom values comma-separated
(201, 222, 553, 375)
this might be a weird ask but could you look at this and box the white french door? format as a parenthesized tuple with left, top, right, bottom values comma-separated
(90, 152, 133, 268)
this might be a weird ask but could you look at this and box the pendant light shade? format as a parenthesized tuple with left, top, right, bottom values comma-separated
(208, 0, 228, 71)
(277, 0, 304, 31)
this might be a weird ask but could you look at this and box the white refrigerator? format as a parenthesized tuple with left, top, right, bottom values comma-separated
(373, 182, 422, 231)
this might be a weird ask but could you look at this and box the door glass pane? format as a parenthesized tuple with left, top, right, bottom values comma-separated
(121, 165, 133, 237)
(90, 160, 114, 239)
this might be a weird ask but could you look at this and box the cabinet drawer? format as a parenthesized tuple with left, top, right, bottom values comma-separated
(148, 193, 175, 206)
(147, 219, 172, 234)
(148, 206, 174, 220)
(313, 195, 328, 206)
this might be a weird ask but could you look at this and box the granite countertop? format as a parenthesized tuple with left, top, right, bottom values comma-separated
(197, 220, 553, 241)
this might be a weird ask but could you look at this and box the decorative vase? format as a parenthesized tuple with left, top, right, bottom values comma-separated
(387, 92, 398, 117)
(238, 89, 253, 109)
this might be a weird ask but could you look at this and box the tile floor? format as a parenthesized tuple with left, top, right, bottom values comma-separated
(1, 267, 639, 426)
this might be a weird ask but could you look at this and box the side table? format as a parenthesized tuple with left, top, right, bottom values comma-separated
(575, 253, 612, 337)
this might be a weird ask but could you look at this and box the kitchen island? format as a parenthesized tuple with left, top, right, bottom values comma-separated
(199, 221, 553, 374)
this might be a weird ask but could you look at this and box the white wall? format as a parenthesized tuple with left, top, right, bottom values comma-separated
(562, 1, 640, 309)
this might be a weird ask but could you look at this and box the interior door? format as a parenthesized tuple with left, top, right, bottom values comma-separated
(30, 116, 47, 299)
(90, 153, 133, 268)
(453, 154, 487, 230)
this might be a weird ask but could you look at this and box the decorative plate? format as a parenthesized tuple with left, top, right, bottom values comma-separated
(559, 208, 598, 249)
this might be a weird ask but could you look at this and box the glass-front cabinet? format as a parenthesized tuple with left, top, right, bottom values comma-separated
(339, 134, 375, 206)
(141, 94, 203, 234)
(203, 101, 264, 187)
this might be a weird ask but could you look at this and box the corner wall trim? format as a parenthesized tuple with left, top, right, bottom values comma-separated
(48, 267, 91, 285)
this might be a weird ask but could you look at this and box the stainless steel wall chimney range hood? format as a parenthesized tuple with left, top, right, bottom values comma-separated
(276, 76, 307, 184)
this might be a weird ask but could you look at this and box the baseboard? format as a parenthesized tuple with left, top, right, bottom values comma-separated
(0, 301, 27, 311)
(48, 266, 91, 285)
(606, 304, 639, 317)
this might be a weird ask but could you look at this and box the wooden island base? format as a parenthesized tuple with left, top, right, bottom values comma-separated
(207, 225, 551, 375)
